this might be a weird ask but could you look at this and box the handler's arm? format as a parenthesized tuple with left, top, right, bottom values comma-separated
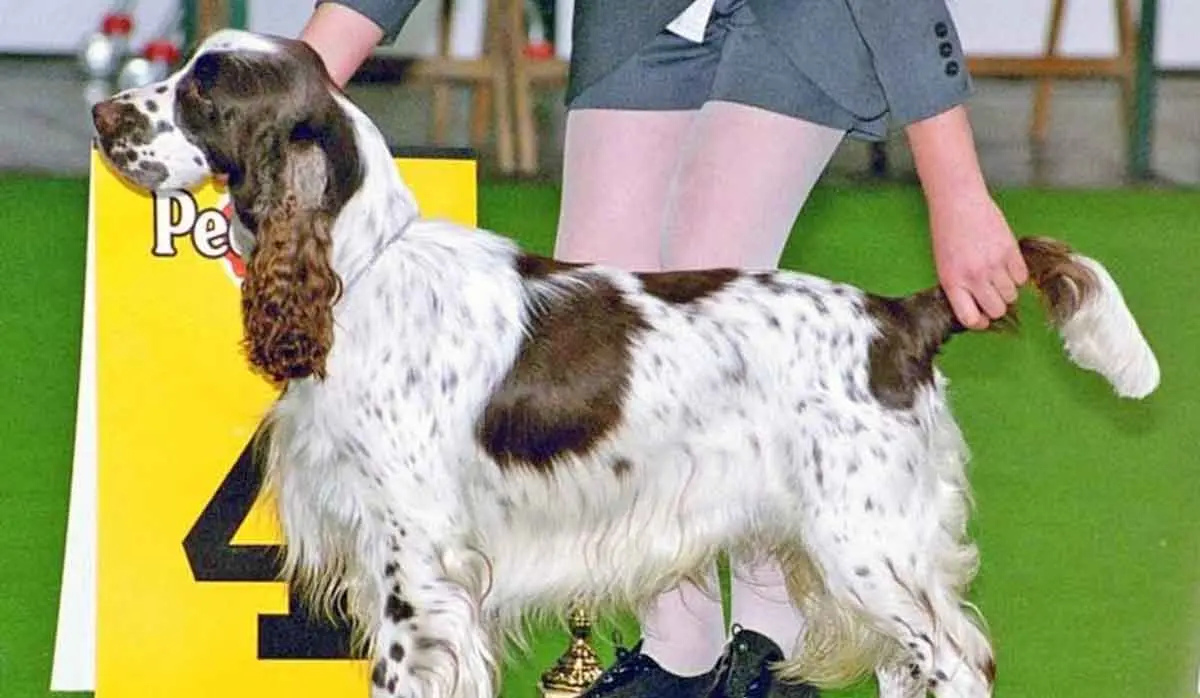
(841, 0, 971, 125)
(300, 1, 421, 87)
(843, 0, 1028, 329)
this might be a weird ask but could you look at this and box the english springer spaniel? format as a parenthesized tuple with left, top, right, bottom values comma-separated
(90, 29, 1159, 698)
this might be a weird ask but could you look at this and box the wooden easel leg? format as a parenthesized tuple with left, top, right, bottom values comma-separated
(429, 1, 453, 147)
(471, 86, 493, 146)
(431, 85, 453, 145)
(1115, 0, 1137, 148)
(507, 0, 539, 175)
(1031, 0, 1067, 142)
(491, 65, 516, 173)
(469, 0, 495, 153)
(512, 74, 537, 175)
(490, 0, 517, 173)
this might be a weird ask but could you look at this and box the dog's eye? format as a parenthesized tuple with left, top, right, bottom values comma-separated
(290, 122, 320, 143)
(177, 74, 220, 124)
(192, 53, 222, 89)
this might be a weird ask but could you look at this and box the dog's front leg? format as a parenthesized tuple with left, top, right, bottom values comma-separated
(367, 525, 496, 698)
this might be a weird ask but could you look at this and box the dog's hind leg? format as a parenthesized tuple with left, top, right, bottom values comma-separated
(876, 662, 931, 698)
(366, 528, 495, 698)
(802, 529, 994, 697)
(780, 424, 995, 697)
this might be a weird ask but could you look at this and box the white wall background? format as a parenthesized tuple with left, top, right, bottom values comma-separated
(0, 0, 1196, 67)
(0, 0, 442, 57)
(947, 0, 1196, 68)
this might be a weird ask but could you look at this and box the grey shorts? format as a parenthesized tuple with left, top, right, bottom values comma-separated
(567, 0, 885, 140)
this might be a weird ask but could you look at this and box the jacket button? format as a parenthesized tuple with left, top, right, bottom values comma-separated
(945, 60, 960, 76)
(939, 41, 953, 58)
(934, 21, 949, 38)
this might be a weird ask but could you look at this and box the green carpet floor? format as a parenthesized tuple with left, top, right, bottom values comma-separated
(1, 175, 1196, 697)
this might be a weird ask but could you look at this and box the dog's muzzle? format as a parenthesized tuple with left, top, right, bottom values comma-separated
(92, 99, 151, 145)
(91, 98, 168, 188)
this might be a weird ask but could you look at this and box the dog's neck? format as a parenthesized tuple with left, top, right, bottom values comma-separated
(327, 93, 421, 292)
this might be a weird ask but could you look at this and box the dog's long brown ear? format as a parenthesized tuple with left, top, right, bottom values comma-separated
(240, 136, 342, 384)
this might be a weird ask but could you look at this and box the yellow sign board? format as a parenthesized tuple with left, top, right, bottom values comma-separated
(93, 147, 477, 696)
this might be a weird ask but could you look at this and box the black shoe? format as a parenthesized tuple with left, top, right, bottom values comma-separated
(718, 626, 820, 698)
(580, 640, 725, 698)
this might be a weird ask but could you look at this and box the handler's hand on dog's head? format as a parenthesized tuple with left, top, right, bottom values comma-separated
(930, 194, 1029, 331)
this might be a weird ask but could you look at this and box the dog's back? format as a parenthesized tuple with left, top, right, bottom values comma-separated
(465, 231, 1159, 695)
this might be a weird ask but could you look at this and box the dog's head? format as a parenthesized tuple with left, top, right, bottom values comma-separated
(91, 29, 365, 384)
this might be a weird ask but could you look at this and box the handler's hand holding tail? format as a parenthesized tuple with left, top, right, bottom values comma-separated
(907, 105, 1030, 330)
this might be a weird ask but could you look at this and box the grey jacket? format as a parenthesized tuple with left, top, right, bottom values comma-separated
(318, 0, 971, 130)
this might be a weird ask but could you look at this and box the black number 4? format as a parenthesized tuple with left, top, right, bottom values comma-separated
(182, 433, 361, 660)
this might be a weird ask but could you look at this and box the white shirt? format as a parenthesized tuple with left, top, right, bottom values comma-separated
(666, 0, 716, 43)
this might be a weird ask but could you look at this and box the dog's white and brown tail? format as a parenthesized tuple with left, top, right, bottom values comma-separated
(1017, 236, 1159, 398)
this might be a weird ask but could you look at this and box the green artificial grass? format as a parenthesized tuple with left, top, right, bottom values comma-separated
(0, 175, 91, 698)
(1, 173, 1197, 698)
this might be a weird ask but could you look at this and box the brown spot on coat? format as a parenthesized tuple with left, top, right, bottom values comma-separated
(515, 255, 738, 305)
(479, 278, 649, 471)
(515, 253, 584, 279)
(749, 272, 790, 294)
(864, 288, 966, 410)
(637, 268, 739, 304)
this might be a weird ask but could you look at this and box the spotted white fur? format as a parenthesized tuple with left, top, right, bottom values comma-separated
(91, 30, 1160, 698)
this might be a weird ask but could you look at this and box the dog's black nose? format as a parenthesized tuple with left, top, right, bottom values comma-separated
(92, 100, 125, 138)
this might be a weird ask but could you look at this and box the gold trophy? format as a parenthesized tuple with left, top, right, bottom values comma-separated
(538, 606, 605, 698)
